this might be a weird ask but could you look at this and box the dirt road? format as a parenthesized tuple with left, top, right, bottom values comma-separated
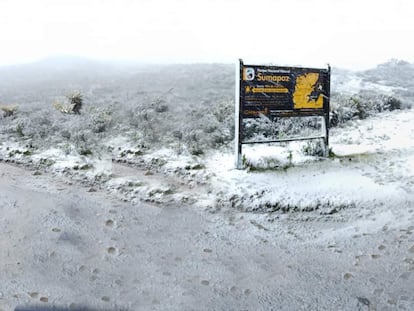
(1, 162, 413, 310)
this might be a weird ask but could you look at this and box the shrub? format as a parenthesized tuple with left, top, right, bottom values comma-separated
(302, 140, 326, 157)
(330, 92, 403, 127)
(1, 105, 18, 117)
(89, 108, 113, 133)
(53, 92, 83, 114)
(383, 96, 401, 111)
(242, 116, 322, 143)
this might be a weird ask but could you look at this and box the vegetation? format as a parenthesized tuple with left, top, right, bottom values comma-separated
(330, 92, 403, 127)
(1, 105, 17, 117)
(0, 60, 410, 159)
(53, 92, 83, 114)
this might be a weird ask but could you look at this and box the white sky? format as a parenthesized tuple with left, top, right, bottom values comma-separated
(1, 0, 413, 69)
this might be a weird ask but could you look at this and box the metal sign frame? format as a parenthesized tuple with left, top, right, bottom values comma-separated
(235, 59, 331, 169)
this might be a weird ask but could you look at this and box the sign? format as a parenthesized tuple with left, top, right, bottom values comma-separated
(235, 59, 331, 169)
(241, 64, 330, 117)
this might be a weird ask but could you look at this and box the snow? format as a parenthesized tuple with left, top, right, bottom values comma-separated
(1, 64, 414, 310)
(205, 108, 414, 213)
(2, 109, 412, 214)
(207, 152, 407, 213)
(332, 74, 407, 95)
(407, 155, 414, 175)
(331, 111, 413, 152)
(29, 146, 113, 177)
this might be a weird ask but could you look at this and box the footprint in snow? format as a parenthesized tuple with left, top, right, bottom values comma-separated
(105, 219, 115, 227)
(29, 292, 38, 298)
(107, 246, 118, 255)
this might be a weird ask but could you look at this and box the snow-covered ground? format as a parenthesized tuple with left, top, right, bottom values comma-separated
(3, 108, 412, 213)
(206, 108, 414, 216)
(1, 61, 414, 310)
(1, 107, 413, 216)
(332, 73, 407, 95)
(1, 108, 413, 310)
(1, 108, 414, 310)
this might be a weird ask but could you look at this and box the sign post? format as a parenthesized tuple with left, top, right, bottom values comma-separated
(235, 59, 331, 169)
(235, 59, 243, 169)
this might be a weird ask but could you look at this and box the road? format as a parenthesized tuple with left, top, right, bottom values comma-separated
(0, 162, 413, 311)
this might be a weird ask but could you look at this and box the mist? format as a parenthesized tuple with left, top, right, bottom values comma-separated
(1, 0, 414, 70)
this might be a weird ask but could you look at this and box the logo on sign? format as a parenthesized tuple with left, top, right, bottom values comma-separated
(243, 68, 255, 81)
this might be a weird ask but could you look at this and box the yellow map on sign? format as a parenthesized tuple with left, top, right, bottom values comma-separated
(293, 73, 323, 109)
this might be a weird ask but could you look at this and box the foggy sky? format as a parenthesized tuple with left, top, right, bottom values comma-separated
(1, 0, 413, 69)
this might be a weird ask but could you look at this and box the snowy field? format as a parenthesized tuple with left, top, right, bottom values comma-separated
(0, 59, 413, 310)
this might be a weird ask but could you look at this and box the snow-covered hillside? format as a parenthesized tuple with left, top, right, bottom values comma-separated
(0, 58, 413, 212)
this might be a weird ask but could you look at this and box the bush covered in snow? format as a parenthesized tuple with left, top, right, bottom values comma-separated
(0, 58, 411, 160)
(330, 92, 403, 127)
(242, 116, 323, 143)
(0, 61, 235, 157)
(0, 105, 18, 117)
